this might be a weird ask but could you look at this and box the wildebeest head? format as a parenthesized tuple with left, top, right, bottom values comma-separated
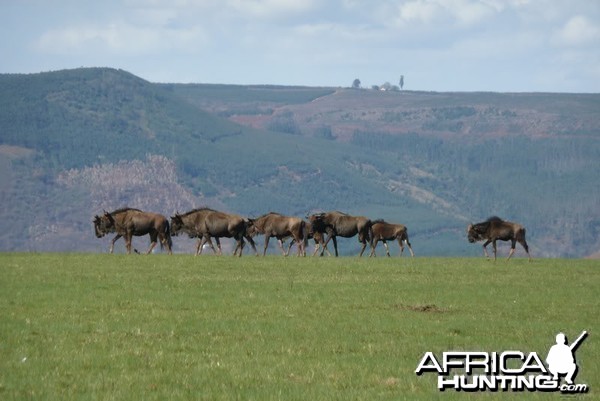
(308, 213, 328, 233)
(466, 223, 485, 243)
(93, 211, 115, 238)
(244, 219, 258, 237)
(170, 214, 185, 236)
(245, 218, 265, 237)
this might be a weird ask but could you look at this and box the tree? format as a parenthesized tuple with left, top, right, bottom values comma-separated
(352, 78, 361, 89)
(399, 75, 404, 90)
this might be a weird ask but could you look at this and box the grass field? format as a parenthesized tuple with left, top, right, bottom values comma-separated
(0, 254, 597, 400)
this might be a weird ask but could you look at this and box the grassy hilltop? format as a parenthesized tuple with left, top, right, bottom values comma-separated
(0, 68, 599, 257)
(0, 254, 598, 400)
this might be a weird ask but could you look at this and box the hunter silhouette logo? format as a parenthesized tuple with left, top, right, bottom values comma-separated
(546, 331, 587, 385)
(415, 330, 589, 393)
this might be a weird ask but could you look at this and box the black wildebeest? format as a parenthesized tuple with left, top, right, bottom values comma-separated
(467, 216, 531, 261)
(369, 220, 414, 257)
(93, 207, 172, 254)
(308, 211, 373, 257)
(248, 212, 306, 256)
(170, 208, 256, 257)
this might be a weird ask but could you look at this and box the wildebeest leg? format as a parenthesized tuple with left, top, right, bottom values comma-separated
(482, 239, 492, 259)
(197, 236, 209, 255)
(125, 231, 134, 254)
(492, 240, 498, 261)
(314, 241, 331, 257)
(516, 233, 531, 261)
(358, 236, 368, 257)
(369, 238, 379, 257)
(383, 240, 391, 257)
(197, 237, 207, 255)
(507, 246, 516, 260)
(262, 235, 270, 256)
(293, 233, 305, 257)
(157, 232, 172, 255)
(276, 238, 287, 256)
(312, 241, 320, 257)
(507, 238, 520, 261)
(284, 239, 293, 256)
(215, 238, 223, 255)
(146, 232, 159, 254)
(397, 238, 404, 256)
(245, 235, 259, 256)
(521, 240, 531, 262)
(331, 235, 339, 257)
(235, 237, 244, 257)
(405, 239, 415, 257)
(313, 234, 330, 256)
(211, 235, 221, 255)
(198, 236, 217, 255)
(321, 233, 335, 256)
(146, 241, 157, 254)
(109, 234, 122, 254)
(195, 239, 203, 255)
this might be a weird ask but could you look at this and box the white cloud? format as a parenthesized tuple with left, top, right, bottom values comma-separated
(554, 15, 600, 47)
(395, 0, 499, 27)
(398, 0, 443, 24)
(36, 22, 208, 56)
(227, 0, 316, 19)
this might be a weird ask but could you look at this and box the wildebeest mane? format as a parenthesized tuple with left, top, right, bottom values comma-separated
(254, 211, 282, 220)
(110, 207, 142, 215)
(180, 207, 217, 216)
(372, 219, 386, 224)
(472, 216, 505, 233)
(333, 211, 349, 216)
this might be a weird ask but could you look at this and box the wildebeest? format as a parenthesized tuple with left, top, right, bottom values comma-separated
(467, 216, 531, 261)
(170, 208, 256, 257)
(308, 211, 373, 257)
(248, 212, 306, 256)
(93, 207, 172, 255)
(369, 220, 414, 257)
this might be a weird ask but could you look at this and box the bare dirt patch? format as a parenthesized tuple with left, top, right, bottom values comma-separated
(393, 303, 448, 313)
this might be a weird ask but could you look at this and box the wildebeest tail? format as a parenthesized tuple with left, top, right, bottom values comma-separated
(299, 219, 307, 255)
(367, 220, 374, 247)
(161, 220, 173, 251)
(517, 226, 528, 247)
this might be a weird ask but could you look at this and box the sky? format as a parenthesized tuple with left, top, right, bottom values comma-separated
(1, 0, 599, 92)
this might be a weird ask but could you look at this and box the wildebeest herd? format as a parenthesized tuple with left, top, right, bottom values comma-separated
(93, 207, 531, 260)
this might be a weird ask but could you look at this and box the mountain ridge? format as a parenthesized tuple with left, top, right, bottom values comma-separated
(1, 68, 598, 257)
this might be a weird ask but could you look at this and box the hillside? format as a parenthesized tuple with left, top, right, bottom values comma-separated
(0, 68, 598, 257)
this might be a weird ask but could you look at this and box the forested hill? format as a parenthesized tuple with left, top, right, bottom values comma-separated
(0, 68, 598, 257)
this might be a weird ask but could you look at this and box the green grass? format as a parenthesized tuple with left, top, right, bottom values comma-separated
(0, 254, 598, 400)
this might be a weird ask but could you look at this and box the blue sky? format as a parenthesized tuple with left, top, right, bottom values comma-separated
(1, 0, 599, 92)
